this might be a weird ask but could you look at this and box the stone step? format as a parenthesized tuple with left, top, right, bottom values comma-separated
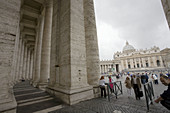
(17, 95, 51, 104)
(18, 97, 54, 107)
(15, 91, 49, 101)
(33, 105, 63, 113)
(14, 81, 63, 113)
(17, 98, 62, 113)
(14, 89, 42, 95)
(14, 87, 37, 92)
(15, 91, 45, 97)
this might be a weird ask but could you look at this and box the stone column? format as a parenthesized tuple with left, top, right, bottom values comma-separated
(105, 65, 107, 73)
(106, 65, 108, 73)
(0, 0, 20, 112)
(142, 58, 146, 67)
(15, 38, 22, 82)
(26, 49, 31, 80)
(39, 0, 53, 88)
(99, 65, 101, 74)
(84, 0, 100, 86)
(125, 60, 128, 69)
(29, 50, 34, 80)
(134, 58, 137, 68)
(151, 56, 156, 67)
(49, 0, 60, 86)
(46, 0, 94, 105)
(121, 60, 124, 70)
(138, 58, 141, 68)
(11, 24, 20, 84)
(161, 0, 170, 29)
(33, 14, 44, 86)
(130, 59, 133, 69)
(148, 57, 151, 67)
(159, 56, 164, 67)
(101, 65, 103, 73)
(19, 41, 25, 80)
(23, 45, 28, 79)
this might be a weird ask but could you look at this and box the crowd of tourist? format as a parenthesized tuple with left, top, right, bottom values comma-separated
(99, 71, 170, 110)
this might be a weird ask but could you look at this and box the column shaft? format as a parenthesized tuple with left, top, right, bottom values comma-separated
(29, 51, 34, 80)
(26, 49, 31, 80)
(19, 41, 25, 79)
(33, 15, 44, 85)
(23, 46, 27, 79)
(39, 0, 53, 86)
(84, 0, 100, 86)
(15, 38, 22, 82)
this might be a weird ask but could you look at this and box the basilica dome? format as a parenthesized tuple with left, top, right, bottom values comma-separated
(123, 41, 135, 53)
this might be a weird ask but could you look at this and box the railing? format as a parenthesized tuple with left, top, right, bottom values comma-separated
(143, 81, 155, 111)
(105, 81, 123, 101)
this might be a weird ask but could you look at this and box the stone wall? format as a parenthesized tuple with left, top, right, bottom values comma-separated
(161, 0, 170, 29)
(0, 0, 20, 112)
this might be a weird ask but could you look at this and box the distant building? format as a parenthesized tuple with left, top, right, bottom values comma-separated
(100, 41, 170, 74)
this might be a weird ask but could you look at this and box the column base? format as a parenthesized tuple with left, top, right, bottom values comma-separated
(0, 93, 17, 113)
(46, 85, 94, 105)
(32, 82, 38, 87)
(92, 85, 100, 98)
(38, 82, 48, 90)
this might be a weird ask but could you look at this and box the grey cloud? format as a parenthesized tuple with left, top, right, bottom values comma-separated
(94, 0, 170, 60)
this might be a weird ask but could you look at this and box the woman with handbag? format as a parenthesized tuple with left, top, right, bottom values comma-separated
(99, 76, 106, 98)
(155, 74, 170, 110)
(131, 74, 142, 100)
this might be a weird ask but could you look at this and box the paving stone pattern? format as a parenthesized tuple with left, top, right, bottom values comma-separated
(14, 76, 170, 113)
(51, 75, 170, 113)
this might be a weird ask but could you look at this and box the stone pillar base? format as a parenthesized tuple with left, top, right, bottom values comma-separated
(46, 85, 94, 105)
(1, 108, 16, 113)
(92, 85, 100, 98)
(38, 82, 48, 90)
(32, 82, 38, 87)
(0, 95, 17, 113)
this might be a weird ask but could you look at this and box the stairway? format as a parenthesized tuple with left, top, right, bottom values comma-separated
(14, 81, 63, 113)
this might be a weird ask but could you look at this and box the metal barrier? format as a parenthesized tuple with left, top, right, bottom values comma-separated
(105, 81, 123, 101)
(143, 81, 155, 111)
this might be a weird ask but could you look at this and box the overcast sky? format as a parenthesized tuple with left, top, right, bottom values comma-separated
(94, 0, 170, 61)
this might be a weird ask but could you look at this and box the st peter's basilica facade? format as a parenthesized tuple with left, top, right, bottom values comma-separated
(100, 41, 170, 74)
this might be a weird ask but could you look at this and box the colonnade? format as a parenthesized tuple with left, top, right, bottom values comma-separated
(100, 64, 114, 74)
(0, 0, 100, 112)
(100, 56, 164, 74)
(121, 56, 164, 70)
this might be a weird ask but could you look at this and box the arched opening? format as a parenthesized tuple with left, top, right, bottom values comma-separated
(146, 63, 149, 67)
(157, 60, 160, 67)
(116, 64, 119, 72)
(128, 64, 131, 69)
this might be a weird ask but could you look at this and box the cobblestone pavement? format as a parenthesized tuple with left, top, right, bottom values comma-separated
(51, 75, 170, 113)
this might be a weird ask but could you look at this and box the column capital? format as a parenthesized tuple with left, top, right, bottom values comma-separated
(44, 0, 53, 7)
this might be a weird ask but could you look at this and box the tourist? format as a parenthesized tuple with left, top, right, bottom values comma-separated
(125, 76, 132, 98)
(145, 72, 149, 83)
(131, 74, 142, 100)
(141, 73, 146, 84)
(108, 76, 114, 93)
(116, 74, 120, 79)
(152, 74, 158, 84)
(160, 72, 163, 77)
(99, 76, 106, 98)
(154, 74, 170, 110)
